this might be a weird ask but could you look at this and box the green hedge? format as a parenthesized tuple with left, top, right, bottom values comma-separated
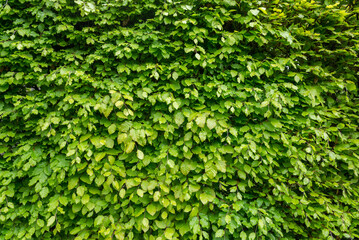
(1, 0, 359, 239)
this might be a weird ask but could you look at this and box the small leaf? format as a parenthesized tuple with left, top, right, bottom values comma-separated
(240, 126, 250, 132)
(250, 9, 260, 16)
(215, 229, 225, 238)
(76, 186, 85, 196)
(199, 188, 216, 204)
(347, 81, 356, 91)
(94, 215, 104, 226)
(244, 164, 251, 174)
(137, 149, 144, 159)
(173, 101, 180, 109)
(105, 138, 114, 148)
(205, 161, 217, 179)
(227, 36, 236, 46)
(303, 178, 310, 185)
(108, 124, 116, 134)
(240, 231, 247, 240)
(206, 118, 216, 130)
(115, 101, 124, 109)
(119, 188, 126, 198)
(81, 194, 90, 204)
(238, 170, 246, 180)
(137, 189, 144, 197)
(167, 159, 175, 168)
(95, 152, 106, 162)
(174, 112, 185, 126)
(125, 141, 135, 153)
(172, 72, 179, 80)
(39, 187, 49, 198)
(153, 71, 159, 80)
(68, 178, 79, 190)
(196, 114, 206, 128)
(225, 215, 231, 224)
(164, 228, 175, 239)
(37, 219, 45, 227)
(322, 229, 329, 238)
(117, 133, 127, 144)
(142, 218, 149, 228)
(47, 216, 56, 227)
(248, 232, 256, 240)
(216, 160, 226, 173)
(147, 204, 157, 216)
(258, 218, 264, 229)
(169, 148, 178, 157)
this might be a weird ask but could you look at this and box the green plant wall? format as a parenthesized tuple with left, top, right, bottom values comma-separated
(0, 0, 359, 239)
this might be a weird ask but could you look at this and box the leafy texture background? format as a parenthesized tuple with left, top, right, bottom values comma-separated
(0, 0, 359, 239)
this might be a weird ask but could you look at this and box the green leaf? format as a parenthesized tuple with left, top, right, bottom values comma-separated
(227, 36, 236, 46)
(206, 118, 216, 130)
(216, 160, 226, 173)
(68, 178, 79, 190)
(77, 186, 85, 196)
(47, 216, 56, 227)
(173, 101, 180, 109)
(137, 188, 144, 197)
(94, 215, 104, 226)
(240, 126, 250, 132)
(205, 161, 217, 179)
(180, 160, 193, 175)
(270, 118, 283, 129)
(347, 81, 356, 91)
(174, 112, 185, 126)
(172, 72, 179, 80)
(154, 71, 159, 80)
(90, 136, 104, 148)
(189, 184, 201, 192)
(147, 204, 157, 216)
(250, 9, 259, 16)
(195, 114, 206, 128)
(164, 228, 175, 239)
(244, 164, 251, 174)
(95, 152, 106, 162)
(105, 138, 114, 148)
(137, 149, 144, 159)
(240, 231, 247, 240)
(39, 187, 49, 198)
(117, 133, 127, 144)
(168, 148, 178, 157)
(248, 232, 256, 240)
(199, 187, 216, 204)
(81, 194, 90, 204)
(167, 159, 175, 168)
(215, 229, 225, 238)
(115, 100, 124, 109)
(142, 218, 149, 228)
(108, 124, 116, 134)
(125, 141, 135, 153)
(258, 218, 264, 229)
(37, 219, 45, 227)
(119, 189, 126, 199)
(322, 229, 329, 238)
(238, 170, 246, 180)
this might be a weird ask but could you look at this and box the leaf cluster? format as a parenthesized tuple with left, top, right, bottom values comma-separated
(1, 0, 359, 239)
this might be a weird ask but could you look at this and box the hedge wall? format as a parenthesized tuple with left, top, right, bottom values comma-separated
(1, 0, 359, 239)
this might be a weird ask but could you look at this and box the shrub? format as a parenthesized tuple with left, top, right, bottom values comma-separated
(0, 0, 358, 239)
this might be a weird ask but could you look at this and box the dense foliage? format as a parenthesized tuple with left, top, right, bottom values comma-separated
(1, 0, 359, 239)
